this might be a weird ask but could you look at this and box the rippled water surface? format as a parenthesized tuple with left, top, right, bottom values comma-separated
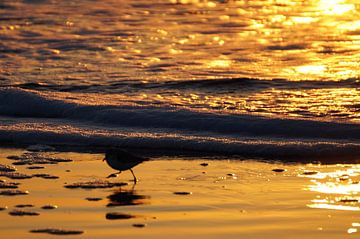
(0, 0, 360, 120)
(2, 0, 360, 81)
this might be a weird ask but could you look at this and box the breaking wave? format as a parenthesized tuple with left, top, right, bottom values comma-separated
(0, 87, 359, 161)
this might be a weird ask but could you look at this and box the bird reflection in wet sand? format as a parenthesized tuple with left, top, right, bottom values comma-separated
(107, 188, 150, 207)
(103, 149, 148, 183)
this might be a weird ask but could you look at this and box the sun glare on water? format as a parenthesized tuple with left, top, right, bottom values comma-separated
(295, 65, 327, 75)
(206, 59, 232, 68)
(317, 0, 355, 15)
(303, 166, 360, 212)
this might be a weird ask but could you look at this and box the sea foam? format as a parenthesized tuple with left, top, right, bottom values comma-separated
(0, 87, 359, 161)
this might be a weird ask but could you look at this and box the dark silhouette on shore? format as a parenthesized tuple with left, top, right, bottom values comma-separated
(103, 149, 148, 183)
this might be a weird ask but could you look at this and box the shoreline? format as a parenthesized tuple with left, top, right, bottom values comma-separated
(0, 143, 359, 164)
(1, 147, 360, 238)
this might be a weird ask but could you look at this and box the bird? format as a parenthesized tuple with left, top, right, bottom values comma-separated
(103, 149, 148, 183)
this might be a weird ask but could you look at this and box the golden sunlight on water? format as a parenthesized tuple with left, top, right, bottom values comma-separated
(317, 0, 355, 15)
(102, 87, 359, 120)
(1, 150, 360, 238)
(300, 164, 360, 235)
(302, 165, 360, 212)
(0, 0, 360, 82)
(0, 0, 359, 120)
(0, 1, 359, 237)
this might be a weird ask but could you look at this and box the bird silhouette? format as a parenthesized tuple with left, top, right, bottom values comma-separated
(103, 149, 148, 183)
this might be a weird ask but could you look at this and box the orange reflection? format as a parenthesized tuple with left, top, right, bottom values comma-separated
(317, 0, 355, 15)
(348, 228, 358, 234)
(2, 0, 360, 82)
(303, 165, 360, 212)
(206, 59, 232, 68)
(295, 65, 327, 75)
(307, 203, 360, 211)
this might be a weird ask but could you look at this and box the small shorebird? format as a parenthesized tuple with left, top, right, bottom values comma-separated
(103, 149, 148, 183)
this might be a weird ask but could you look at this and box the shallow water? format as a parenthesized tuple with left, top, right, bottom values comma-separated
(1, 0, 360, 82)
(1, 149, 360, 238)
(0, 1, 359, 158)
(0, 0, 360, 120)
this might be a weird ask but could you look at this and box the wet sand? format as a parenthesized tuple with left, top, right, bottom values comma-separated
(0, 148, 360, 238)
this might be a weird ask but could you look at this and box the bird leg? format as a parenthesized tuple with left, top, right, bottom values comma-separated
(130, 169, 138, 183)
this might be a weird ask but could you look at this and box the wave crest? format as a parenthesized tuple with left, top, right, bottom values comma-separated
(0, 87, 359, 161)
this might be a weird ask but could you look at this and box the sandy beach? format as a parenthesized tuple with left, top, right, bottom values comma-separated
(0, 148, 359, 238)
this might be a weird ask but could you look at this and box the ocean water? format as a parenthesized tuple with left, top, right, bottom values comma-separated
(0, 0, 359, 161)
